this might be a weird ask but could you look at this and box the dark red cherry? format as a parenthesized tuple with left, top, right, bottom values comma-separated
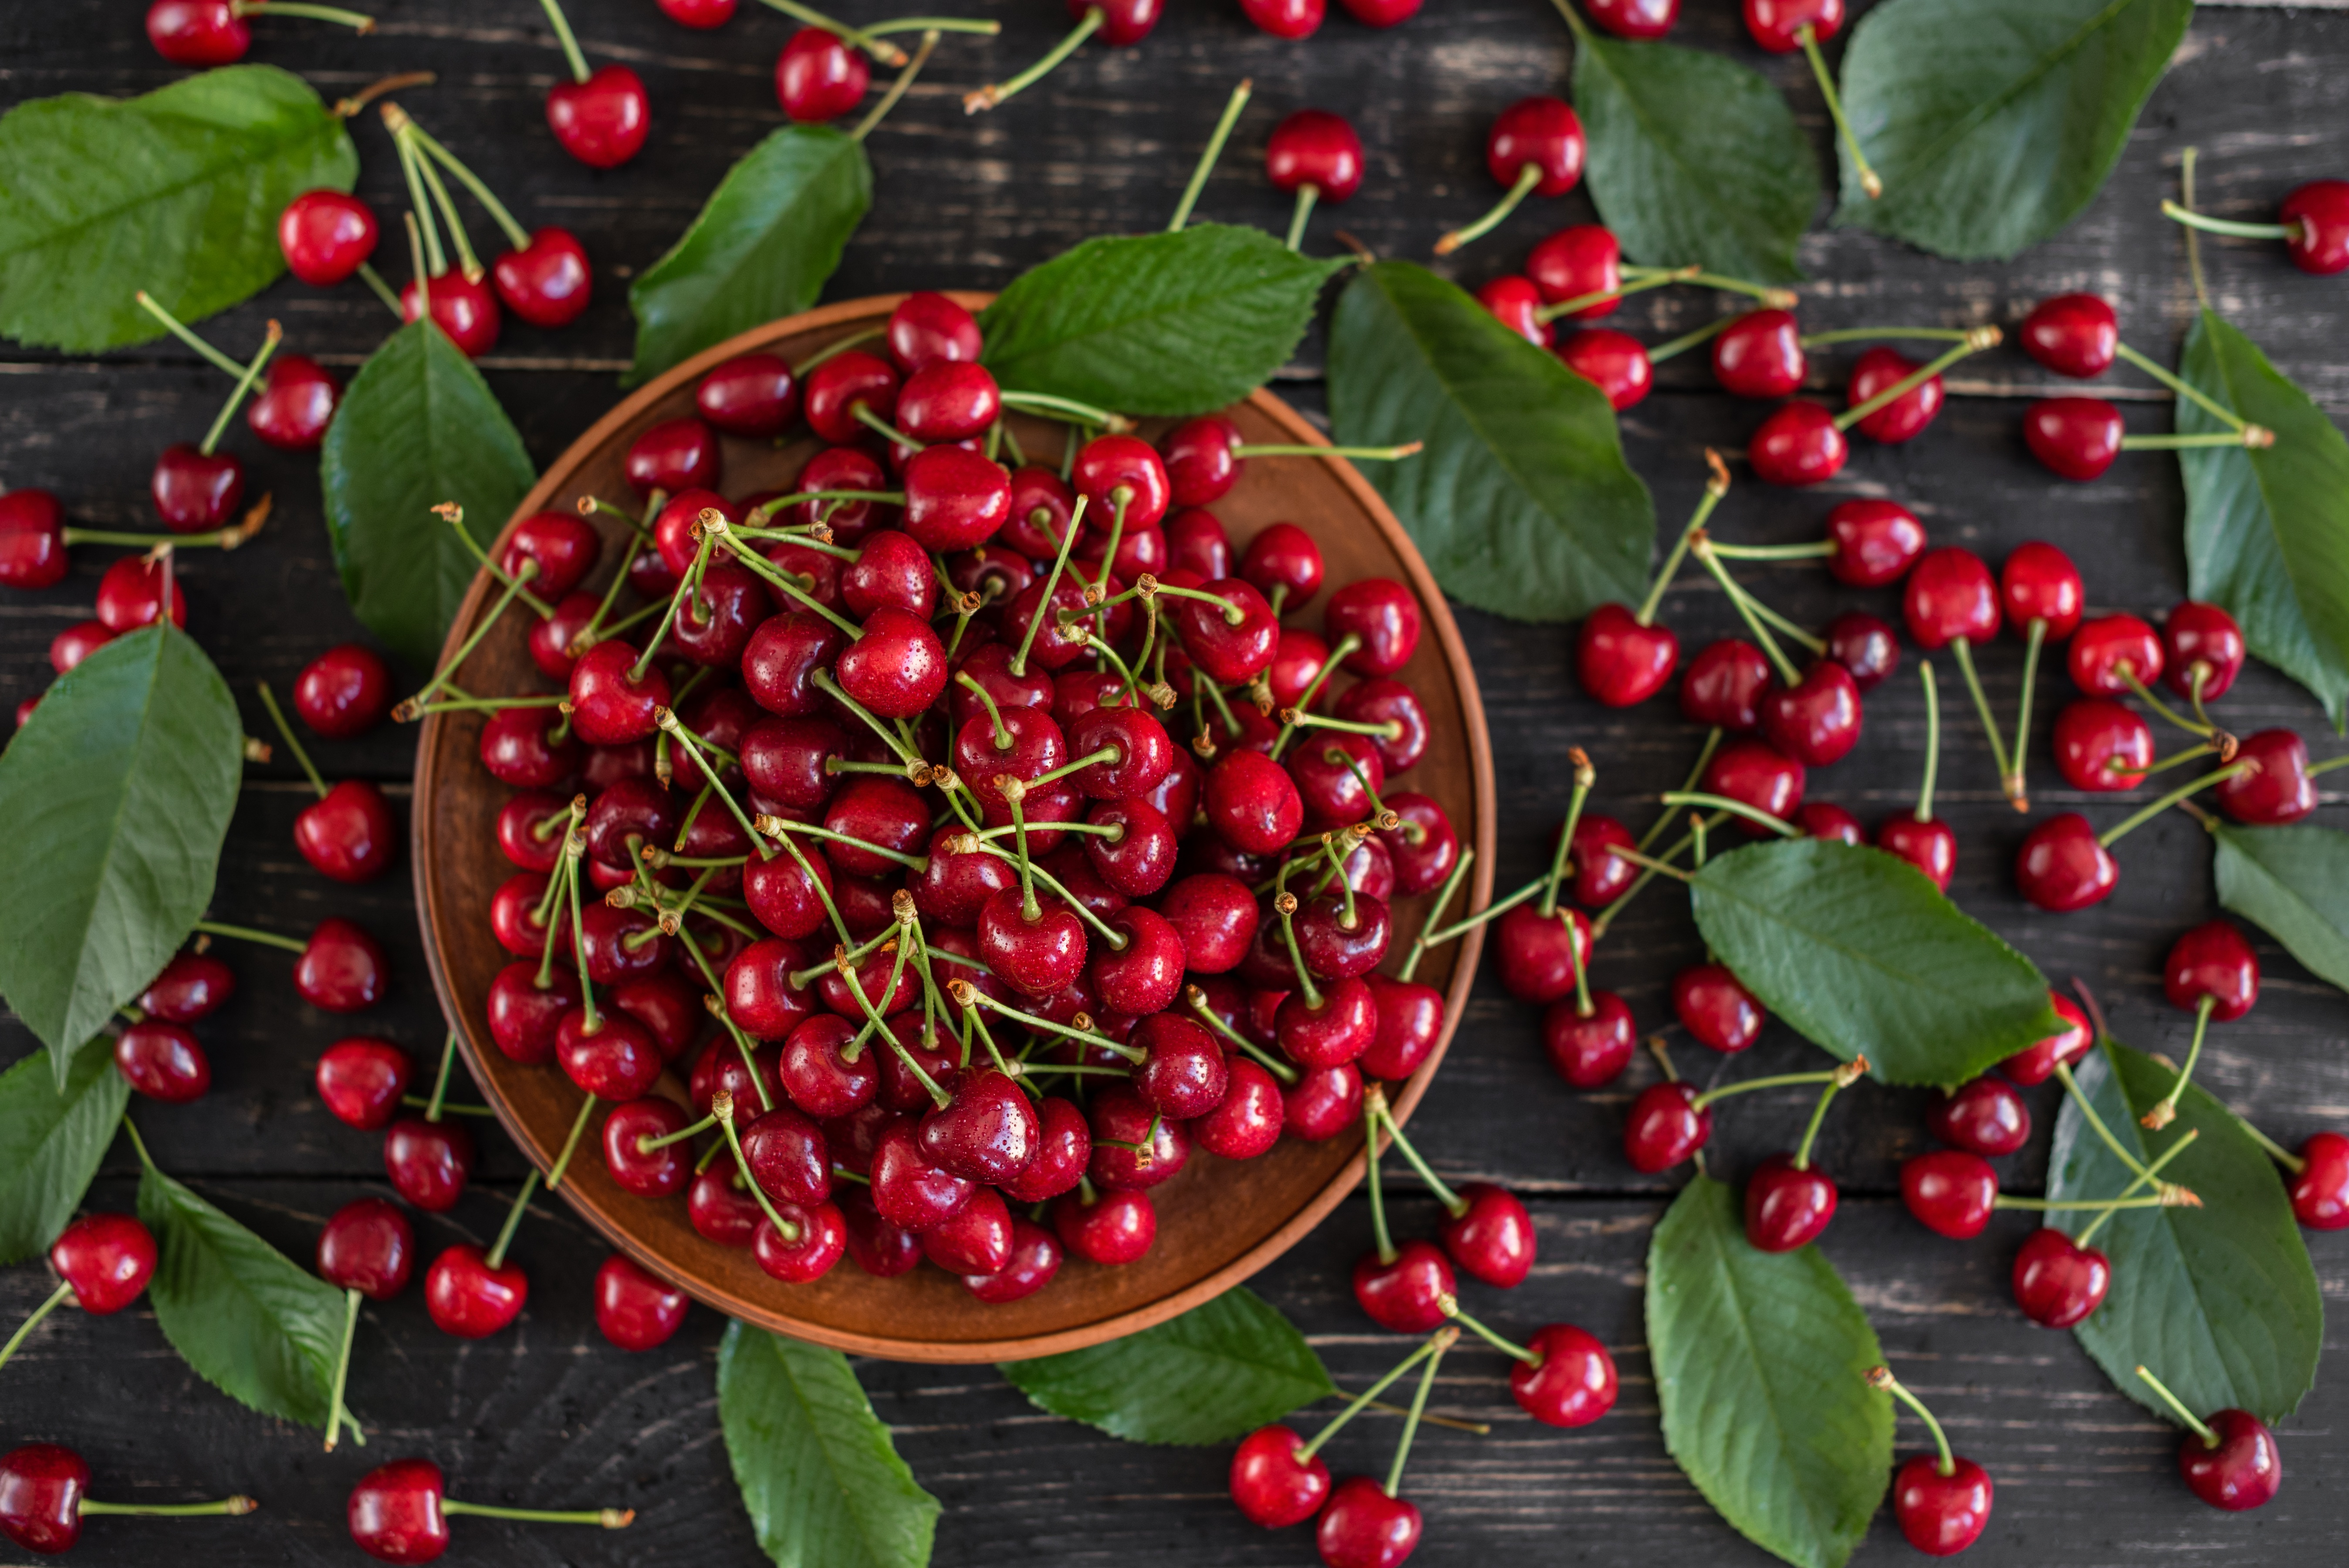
(1379, 792, 1457, 895)
(1275, 975, 1378, 1068)
(659, 0, 737, 28)
(2163, 601, 2245, 701)
(976, 888, 1088, 998)
(2020, 293, 2118, 378)
(1485, 96, 1585, 196)
(1712, 309, 1805, 398)
(1265, 108, 1364, 200)
(296, 917, 389, 1011)
(2164, 919, 2260, 1021)
(1824, 498, 1926, 587)
(316, 1037, 411, 1130)
(2015, 813, 2117, 912)
(886, 292, 982, 375)
(2288, 1130, 2349, 1230)
(1325, 577, 1422, 676)
(594, 1252, 688, 1351)
(1749, 401, 1848, 486)
(1624, 1081, 1710, 1172)
(425, 1242, 528, 1338)
(1680, 639, 1772, 730)
(1543, 991, 1635, 1087)
(384, 1116, 474, 1212)
(0, 1442, 95, 1554)
(1558, 328, 1653, 409)
(2024, 396, 2123, 481)
(247, 354, 339, 448)
(0, 487, 67, 590)
(2000, 540, 2083, 639)
(1494, 904, 1591, 1006)
(1847, 345, 1943, 443)
(835, 605, 946, 719)
(919, 1185, 1012, 1276)
(151, 442, 243, 532)
(2178, 1409, 2283, 1511)
(870, 1119, 977, 1233)
(1673, 963, 1764, 1053)
(2217, 730, 2318, 825)
(1825, 611, 1901, 692)
(1903, 547, 2000, 649)
(500, 512, 601, 603)
(1241, 523, 1327, 615)
(1316, 1476, 1422, 1568)
(1203, 749, 1304, 856)
(1087, 1083, 1189, 1191)
(487, 963, 577, 1064)
(625, 416, 721, 498)
(1901, 1149, 1998, 1238)
(296, 643, 392, 738)
(279, 189, 377, 285)
(1929, 1076, 2031, 1156)
(1441, 1182, 1535, 1288)
(1893, 1453, 1994, 1555)
(1077, 0, 1165, 47)
(1351, 1236, 1455, 1332)
(1744, 0, 1843, 51)
(695, 352, 798, 439)
(400, 269, 501, 358)
(295, 778, 397, 883)
(1072, 433, 1172, 531)
(601, 1097, 693, 1197)
(145, 0, 252, 64)
(1760, 659, 1863, 767)
(1567, 814, 1637, 906)
(47, 1213, 157, 1316)
(1876, 815, 1957, 893)
(1163, 506, 1232, 578)
(50, 620, 113, 673)
(1797, 801, 1865, 845)
(1745, 1154, 1838, 1252)
(1193, 1059, 1286, 1160)
(917, 1068, 1040, 1184)
(1157, 416, 1243, 507)
(1511, 1322, 1617, 1427)
(546, 63, 650, 169)
(901, 446, 1011, 554)
(1528, 223, 1622, 318)
(1702, 739, 1805, 831)
(685, 1153, 764, 1247)
(776, 26, 868, 121)
(138, 951, 236, 1022)
(490, 227, 592, 329)
(1242, 0, 1324, 37)
(2068, 612, 2163, 695)
(1477, 276, 1550, 348)
(566, 639, 669, 746)
(1585, 0, 1678, 37)
(1576, 602, 1677, 707)
(2282, 179, 2349, 275)
(1339, 0, 1420, 22)
(317, 1197, 414, 1301)
(1284, 1062, 1363, 1141)
(2000, 994, 2092, 1085)
(964, 1215, 1062, 1302)
(2052, 698, 2153, 792)
(1052, 1185, 1157, 1264)
(1229, 1424, 1330, 1528)
(2011, 1226, 2109, 1328)
(94, 554, 187, 632)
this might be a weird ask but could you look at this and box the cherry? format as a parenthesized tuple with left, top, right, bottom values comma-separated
(347, 1455, 629, 1561)
(686, 1152, 764, 1247)
(1243, 0, 1323, 37)
(247, 354, 340, 448)
(919, 1185, 1013, 1275)
(2288, 1130, 2349, 1229)
(917, 1068, 1041, 1183)
(1893, 1452, 1994, 1557)
(1846, 346, 1943, 443)
(316, 1037, 411, 1129)
(2165, 919, 2260, 1021)
(1702, 738, 1805, 831)
(1760, 659, 1863, 766)
(1325, 578, 1422, 676)
(602, 1098, 693, 1196)
(1558, 328, 1653, 410)
(296, 779, 398, 883)
(1315, 1475, 1421, 1568)
(1193, 1059, 1287, 1160)
(384, 1116, 474, 1211)
(1903, 547, 1999, 649)
(594, 1253, 688, 1351)
(318, 1196, 414, 1303)
(1493, 903, 1591, 1006)
(46, 1213, 159, 1315)
(1352, 1236, 1455, 1333)
(1712, 310, 1805, 398)
(0, 487, 68, 590)
(965, 1216, 1063, 1303)
(1436, 97, 1583, 254)
(1339, 0, 1420, 23)
(777, 27, 868, 122)
(2163, 601, 2245, 702)
(1576, 602, 1678, 707)
(487, 963, 577, 1064)
(1668, 963, 1760, 1053)
(2282, 179, 2349, 274)
(1203, 749, 1305, 856)
(1509, 1322, 1617, 1427)
(1878, 815, 1957, 892)
(1747, 400, 1847, 486)
(1743, 0, 1843, 51)
(0, 1443, 253, 1555)
(1797, 801, 1864, 844)
(886, 291, 981, 375)
(2001, 994, 2091, 1085)
(1680, 639, 1771, 730)
(1901, 1149, 1998, 1239)
(1266, 110, 1366, 243)
(145, 0, 251, 65)
(1999, 541, 2084, 642)
(1563, 814, 1637, 907)
(94, 554, 187, 632)
(2216, 730, 2317, 825)
(490, 228, 593, 329)
(2011, 1226, 2109, 1328)
(657, 0, 735, 26)
(1624, 1081, 1710, 1172)
(1585, 0, 1678, 37)
(1542, 991, 1635, 1087)
(279, 189, 378, 286)
(152, 443, 243, 533)
(2052, 697, 2153, 794)
(2014, 813, 2118, 912)
(1286, 1063, 1364, 1140)
(1477, 276, 1551, 348)
(400, 269, 500, 358)
(115, 1019, 210, 1102)
(138, 951, 237, 1022)
(546, 59, 649, 169)
(870, 1118, 977, 1232)
(690, 355, 796, 442)
(1826, 612, 1901, 691)
(2176, 1409, 2284, 1511)
(1072, 433, 1172, 532)
(1052, 1185, 1157, 1265)
(2024, 396, 2123, 480)
(1436, 1182, 1534, 1288)
(1822, 498, 1926, 587)
(1744, 1154, 1839, 1252)
(901, 446, 1011, 554)
(51, 620, 114, 673)
(425, 1242, 528, 1338)
(1929, 1076, 2031, 1157)
(2020, 293, 2118, 378)
(1230, 1424, 1330, 1527)
(1087, 1083, 1190, 1190)
(2068, 612, 2163, 696)
(295, 643, 393, 738)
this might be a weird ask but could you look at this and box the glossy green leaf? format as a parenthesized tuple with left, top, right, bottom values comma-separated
(0, 1037, 127, 1265)
(1689, 840, 2062, 1085)
(2177, 308, 2349, 729)
(0, 626, 240, 1086)
(0, 65, 356, 351)
(2050, 1039, 2322, 1425)
(1000, 1286, 1335, 1445)
(1571, 30, 1817, 285)
(627, 125, 871, 385)
(1326, 260, 1653, 623)
(320, 320, 537, 669)
(717, 1322, 939, 1568)
(1649, 1176, 1889, 1568)
(137, 1156, 345, 1429)
(1834, 0, 2193, 259)
(2213, 822, 2349, 991)
(979, 225, 1345, 417)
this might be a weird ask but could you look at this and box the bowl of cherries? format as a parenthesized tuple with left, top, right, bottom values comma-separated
(412, 291, 1495, 1361)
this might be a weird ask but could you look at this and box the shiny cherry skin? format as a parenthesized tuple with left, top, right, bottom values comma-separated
(115, 1020, 210, 1102)
(1826, 611, 1902, 691)
(2068, 612, 2163, 695)
(2288, 1130, 2349, 1229)
(1877, 816, 1957, 893)
(1904, 547, 2000, 649)
(1703, 739, 1805, 831)
(1484, 96, 1584, 196)
(1847, 345, 1943, 443)
(964, 1215, 1063, 1302)
(48, 1213, 157, 1315)
(1071, 0, 1165, 47)
(0, 487, 67, 590)
(625, 415, 722, 497)
(384, 1117, 474, 1212)
(146, 0, 248, 65)
(837, 605, 947, 719)
(1744, 0, 1842, 50)
(1576, 602, 1677, 707)
(1760, 659, 1863, 767)
(2178, 1410, 2283, 1511)
(1071, 432, 1172, 531)
(296, 778, 398, 883)
(1824, 498, 1926, 587)
(1441, 1182, 1536, 1288)
(1203, 749, 1304, 856)
(1902, 1149, 1998, 1239)
(138, 951, 237, 1022)
(295, 643, 393, 737)
(1284, 1063, 1364, 1141)
(1325, 577, 1421, 676)
(346, 1456, 459, 1563)
(697, 352, 798, 438)
(1893, 1453, 1994, 1556)
(2014, 813, 2118, 912)
(1316, 1475, 1421, 1568)
(1242, 0, 1324, 38)
(2163, 600, 2245, 701)
(2024, 396, 2123, 481)
(0, 1443, 95, 1554)
(1339, 0, 1420, 23)
(1157, 416, 1244, 506)
(1510, 1322, 1617, 1426)
(93, 554, 187, 632)
(1929, 1076, 2031, 1156)
(1052, 1185, 1157, 1265)
(2281, 179, 2349, 275)
(1494, 903, 1592, 1006)
(2001, 993, 2092, 1085)
(1748, 400, 1847, 486)
(1229, 1424, 1330, 1528)
(776, 26, 868, 122)
(400, 269, 500, 358)
(1797, 801, 1865, 845)
(547, 63, 650, 169)
(1351, 1237, 1455, 1333)
(2021, 293, 2118, 378)
(917, 1068, 1041, 1183)
(1624, 1081, 1710, 1172)
(2052, 698, 2153, 792)
(1528, 223, 1621, 317)
(2011, 1226, 2109, 1328)
(151, 442, 242, 532)
(316, 1037, 411, 1130)
(279, 189, 378, 285)
(1746, 1155, 1838, 1252)
(1713, 309, 1806, 398)
(1543, 991, 1636, 1088)
(567, 639, 670, 745)
(247, 354, 340, 448)
(424, 1243, 527, 1338)
(595, 1252, 689, 1351)
(2164, 920, 2260, 1021)
(2217, 730, 2318, 825)
(1266, 108, 1364, 200)
(1585, 0, 1677, 37)
(754, 1200, 848, 1282)
(885, 292, 981, 377)
(1558, 328, 1652, 409)
(896, 361, 1001, 443)
(318, 1197, 415, 1301)
(490, 228, 592, 329)
(603, 1098, 693, 1197)
(2000, 540, 2084, 639)
(1193, 1058, 1285, 1160)
(657, 0, 736, 25)
(1567, 814, 1638, 905)
(52, 620, 113, 673)
(298, 917, 390, 1010)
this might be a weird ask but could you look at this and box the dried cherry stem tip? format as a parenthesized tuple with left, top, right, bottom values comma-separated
(1868, 1366, 1954, 1477)
(1633, 449, 1731, 628)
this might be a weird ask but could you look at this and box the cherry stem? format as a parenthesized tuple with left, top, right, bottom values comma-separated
(238, 0, 375, 25)
(656, 712, 772, 864)
(1435, 163, 1542, 257)
(1797, 24, 1881, 199)
(851, 29, 940, 142)
(1703, 540, 1836, 562)
(135, 291, 247, 378)
(2135, 1365, 2220, 1447)
(757, 0, 906, 62)
(2141, 994, 2217, 1131)
(534, 0, 594, 81)
(2121, 428, 2277, 453)
(0, 1281, 73, 1373)
(1269, 633, 1361, 760)
(1538, 749, 1595, 919)
(355, 262, 403, 315)
(1274, 866, 1324, 1011)
(2160, 199, 2293, 243)
(193, 919, 306, 954)
(1790, 1064, 1856, 1170)
(1440, 1297, 1534, 1363)
(1868, 1367, 1954, 1477)
(864, 16, 1000, 35)
(1622, 266, 1799, 308)
(1399, 846, 1475, 984)
(1232, 443, 1423, 463)
(2111, 342, 2248, 431)
(1996, 1191, 2186, 1212)
(564, 833, 599, 1030)
(2111, 668, 2208, 739)
(1369, 1095, 1464, 1215)
(808, 670, 923, 771)
(2114, 740, 2222, 785)
(201, 321, 281, 456)
(2074, 1129, 2199, 1247)
(547, 1089, 599, 1191)
(244, 681, 326, 799)
(422, 1028, 458, 1122)
(1659, 790, 1799, 840)
(2005, 619, 2046, 810)
(1012, 494, 1089, 676)
(2098, 760, 2248, 848)
(1798, 328, 1975, 348)
(742, 490, 905, 527)
(1691, 1065, 1851, 1112)
(998, 389, 1128, 430)
(1633, 450, 1729, 626)
(1647, 314, 1740, 364)
(1912, 659, 1942, 823)
(1835, 331, 1998, 433)
(2048, 1060, 2151, 1181)
(1533, 265, 1697, 325)
(396, 112, 531, 251)
(62, 520, 256, 550)
(712, 1092, 803, 1239)
(852, 402, 922, 452)
(1363, 1097, 1396, 1263)
(323, 1286, 362, 1451)
(402, 123, 480, 279)
(1364, 1399, 1487, 1435)
(966, 4, 1102, 113)
(958, 983, 1146, 1063)
(77, 1496, 260, 1518)
(1941, 638, 2016, 800)
(1274, 185, 1318, 251)
(481, 1166, 542, 1272)
(1382, 1331, 1447, 1498)
(1296, 1328, 1460, 1463)
(767, 820, 856, 949)
(440, 1500, 632, 1529)
(1170, 78, 1252, 232)
(396, 135, 446, 281)
(2239, 1118, 2307, 1175)
(1411, 868, 1544, 947)
(409, 562, 544, 716)
(1182, 987, 1298, 1082)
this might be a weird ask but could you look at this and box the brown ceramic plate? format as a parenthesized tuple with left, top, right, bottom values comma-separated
(414, 294, 1496, 1363)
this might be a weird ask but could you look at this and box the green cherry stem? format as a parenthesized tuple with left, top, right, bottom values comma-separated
(424, 1029, 458, 1122)
(545, 1092, 598, 1191)
(323, 1284, 363, 1451)
(2097, 761, 2249, 848)
(1011, 494, 1089, 676)
(1364, 1096, 1396, 1264)
(2074, 1129, 2199, 1247)
(1538, 749, 1595, 919)
(438, 1499, 631, 1529)
(1701, 540, 1836, 562)
(1797, 328, 1977, 348)
(1294, 1328, 1460, 1464)
(1869, 1367, 1954, 1478)
(1799, 24, 1881, 199)
(534, 0, 598, 80)
(1632, 451, 1730, 629)
(356, 262, 403, 315)
(1381, 1329, 1448, 1499)
(1433, 163, 1541, 256)
(1834, 329, 1999, 432)
(395, 111, 530, 249)
(753, 0, 905, 59)
(1367, 1089, 1465, 1216)
(1438, 1294, 1536, 1363)
(202, 321, 281, 456)
(1531, 264, 1697, 324)
(1690, 1061, 1857, 1113)
(1398, 847, 1475, 984)
(1790, 1061, 1862, 1169)
(254, 681, 327, 799)
(240, 1, 375, 30)
(2141, 995, 2217, 1132)
(1639, 731, 1722, 856)
(964, 4, 1100, 112)
(2007, 618, 2046, 810)
(998, 389, 1129, 430)
(0, 1282, 73, 1373)
(1646, 314, 1741, 364)
(2136, 1364, 2222, 1447)
(1619, 264, 1798, 308)
(193, 919, 306, 953)
(1268, 634, 1360, 761)
(2048, 1061, 2151, 1181)
(2119, 428, 2274, 453)
(483, 1168, 541, 1272)
(134, 291, 247, 378)
(76, 1496, 259, 1519)
(1945, 639, 2015, 805)
(2113, 342, 2249, 431)
(1170, 78, 1252, 232)
(1994, 1190, 2192, 1213)
(2160, 199, 2295, 244)
(2239, 1119, 2308, 1175)
(1914, 660, 1941, 823)
(850, 29, 940, 142)
(712, 1091, 803, 1239)
(1183, 986, 1297, 1082)
(1658, 790, 1798, 839)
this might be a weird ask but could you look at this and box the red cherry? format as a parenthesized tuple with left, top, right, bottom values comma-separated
(1476, 276, 1549, 348)
(1284, 1062, 1363, 1140)
(146, 0, 248, 65)
(1702, 738, 1805, 832)
(965, 1215, 1063, 1302)
(2216, 730, 2318, 825)
(1229, 1424, 1330, 1528)
(547, 63, 649, 168)
(602, 1098, 693, 1197)
(896, 361, 1001, 443)
(138, 951, 237, 1022)
(1543, 991, 1635, 1087)
(1052, 1185, 1156, 1264)
(48, 1213, 157, 1315)
(1744, 1154, 1838, 1252)
(2014, 812, 2118, 912)
(776, 27, 869, 121)
(1816, 503, 1923, 591)
(1316, 1475, 1421, 1568)
(1351, 1236, 1454, 1332)
(384, 1117, 473, 1211)
(1156, 417, 1243, 507)
(919, 1186, 1011, 1275)
(400, 270, 500, 358)
(1494, 903, 1591, 1006)
(1506, 1321, 1617, 1428)
(1874, 814, 1956, 892)
(1586, 0, 1677, 37)
(2288, 1130, 2349, 1229)
(2052, 698, 2152, 793)
(318, 1197, 415, 1301)
(1893, 1453, 1994, 1555)
(694, 353, 798, 439)
(1712, 310, 1806, 398)
(1672, 963, 1764, 1053)
(115, 1019, 210, 1102)
(490, 228, 592, 329)
(0, 488, 68, 590)
(1242, 0, 1324, 38)
(1077, 0, 1164, 47)
(2281, 179, 2349, 275)
(0, 1443, 94, 1554)
(1558, 328, 1653, 409)
(347, 1456, 458, 1562)
(247, 354, 340, 448)
(1750, 399, 1850, 486)
(1485, 96, 1584, 195)
(1528, 224, 1621, 318)
(2178, 1409, 2282, 1511)
(594, 1252, 688, 1351)
(1240, 524, 1326, 617)
(1999, 541, 2084, 639)
(1847, 345, 1943, 443)
(295, 778, 397, 883)
(2001, 994, 2091, 1085)
(316, 1037, 411, 1129)
(2020, 293, 2118, 378)
(2164, 919, 2260, 1021)
(567, 639, 670, 745)
(1575, 602, 1676, 707)
(2163, 601, 2245, 701)
(1744, 0, 1843, 51)
(94, 554, 188, 632)
(1325, 578, 1421, 676)
(1624, 1081, 1710, 1172)
(279, 189, 378, 286)
(1797, 801, 1865, 845)
(2011, 1226, 2109, 1328)
(152, 442, 243, 532)
(1266, 109, 1364, 200)
(50, 620, 114, 674)
(885, 292, 981, 376)
(1071, 433, 1172, 534)
(424, 1242, 526, 1337)
(294, 643, 392, 738)
(2024, 396, 2123, 481)
(1339, 0, 1420, 23)
(2068, 612, 2163, 696)
(1929, 1076, 2031, 1156)
(657, 0, 736, 25)
(1901, 1149, 1998, 1238)
(1441, 1182, 1535, 1288)
(901, 446, 1011, 551)
(1760, 659, 1863, 766)
(1566, 814, 1638, 906)
(625, 415, 722, 496)
(1903, 547, 2000, 649)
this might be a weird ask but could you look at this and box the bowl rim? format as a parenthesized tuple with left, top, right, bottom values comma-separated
(412, 291, 1497, 1362)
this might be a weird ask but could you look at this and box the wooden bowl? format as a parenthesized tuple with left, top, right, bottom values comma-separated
(413, 294, 1496, 1362)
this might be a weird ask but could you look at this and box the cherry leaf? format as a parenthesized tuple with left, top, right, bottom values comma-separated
(1688, 839, 2063, 1086)
(717, 1321, 939, 1568)
(626, 125, 872, 387)
(0, 625, 241, 1087)
(1834, 0, 2194, 259)
(0, 64, 357, 351)
(999, 1286, 1335, 1445)
(2050, 1038, 2322, 1426)
(2176, 308, 2349, 729)
(0, 1037, 126, 1265)
(1649, 1175, 1889, 1568)
(2211, 822, 2349, 994)
(1326, 260, 1653, 623)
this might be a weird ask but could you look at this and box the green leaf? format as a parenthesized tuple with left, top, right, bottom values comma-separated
(2213, 822, 2349, 992)
(137, 1157, 345, 1429)
(999, 1286, 1335, 1445)
(1325, 260, 1653, 624)
(1570, 31, 1817, 285)
(626, 125, 871, 386)
(2177, 308, 2349, 729)
(0, 65, 357, 352)
(1648, 1176, 1889, 1568)
(1834, 0, 2194, 260)
(0, 626, 241, 1086)
(2050, 1039, 2323, 1426)
(1689, 839, 2063, 1086)
(716, 1321, 940, 1568)
(319, 320, 537, 669)
(0, 1037, 127, 1265)
(978, 225, 1345, 417)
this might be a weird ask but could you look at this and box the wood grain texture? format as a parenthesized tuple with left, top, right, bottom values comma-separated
(3, 0, 2348, 1563)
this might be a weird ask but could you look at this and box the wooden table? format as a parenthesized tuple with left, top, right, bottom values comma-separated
(3, 3, 2346, 1563)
